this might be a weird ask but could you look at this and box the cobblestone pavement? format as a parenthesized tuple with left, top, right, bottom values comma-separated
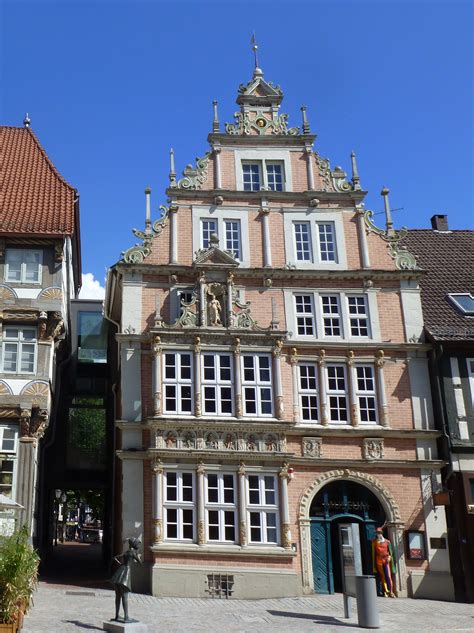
(22, 583, 474, 632)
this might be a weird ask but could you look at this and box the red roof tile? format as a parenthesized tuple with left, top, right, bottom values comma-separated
(0, 126, 77, 236)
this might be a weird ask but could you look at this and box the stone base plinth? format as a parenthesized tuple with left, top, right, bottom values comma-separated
(103, 620, 148, 633)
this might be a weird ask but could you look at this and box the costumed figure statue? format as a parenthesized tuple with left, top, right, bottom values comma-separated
(372, 527, 397, 597)
(208, 293, 222, 326)
(110, 537, 142, 622)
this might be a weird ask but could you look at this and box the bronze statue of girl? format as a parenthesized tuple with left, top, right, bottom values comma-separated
(110, 537, 142, 622)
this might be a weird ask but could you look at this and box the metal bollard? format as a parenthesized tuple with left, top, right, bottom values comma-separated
(355, 575, 380, 629)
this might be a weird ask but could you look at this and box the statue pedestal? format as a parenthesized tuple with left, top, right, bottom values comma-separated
(103, 620, 148, 633)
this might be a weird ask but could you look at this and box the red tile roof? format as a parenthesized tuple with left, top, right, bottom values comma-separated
(1, 126, 77, 236)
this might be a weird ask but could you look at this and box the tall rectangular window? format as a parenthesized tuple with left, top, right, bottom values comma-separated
(202, 219, 218, 249)
(224, 220, 241, 259)
(247, 475, 279, 544)
(317, 223, 337, 262)
(266, 163, 284, 191)
(163, 352, 193, 414)
(1, 326, 36, 374)
(5, 249, 42, 284)
(294, 294, 315, 336)
(242, 354, 273, 416)
(320, 295, 342, 337)
(356, 365, 377, 423)
(242, 163, 261, 191)
(205, 473, 237, 543)
(294, 222, 312, 262)
(327, 364, 348, 423)
(347, 296, 369, 337)
(299, 364, 319, 422)
(202, 353, 233, 416)
(164, 471, 194, 541)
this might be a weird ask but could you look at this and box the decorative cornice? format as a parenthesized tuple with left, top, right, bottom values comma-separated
(122, 204, 170, 264)
(225, 111, 299, 136)
(176, 152, 211, 190)
(364, 210, 418, 270)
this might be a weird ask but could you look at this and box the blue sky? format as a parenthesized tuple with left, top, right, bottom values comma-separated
(1, 0, 472, 295)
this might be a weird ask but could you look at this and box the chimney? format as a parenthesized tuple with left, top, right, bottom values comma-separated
(431, 214, 449, 231)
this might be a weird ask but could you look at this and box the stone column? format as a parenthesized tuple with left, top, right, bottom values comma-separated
(318, 350, 329, 426)
(169, 206, 178, 264)
(233, 338, 243, 418)
(273, 340, 284, 420)
(194, 336, 202, 417)
(197, 461, 206, 545)
(279, 463, 292, 549)
(260, 208, 272, 268)
(238, 461, 247, 547)
(213, 143, 222, 189)
(16, 433, 38, 536)
(151, 459, 164, 545)
(152, 336, 163, 416)
(289, 348, 300, 423)
(376, 350, 390, 427)
(347, 351, 359, 427)
(199, 273, 207, 327)
(305, 145, 315, 191)
(227, 272, 234, 327)
(387, 522, 407, 594)
(355, 206, 371, 269)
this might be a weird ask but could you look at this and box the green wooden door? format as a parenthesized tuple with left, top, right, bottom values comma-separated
(311, 521, 333, 593)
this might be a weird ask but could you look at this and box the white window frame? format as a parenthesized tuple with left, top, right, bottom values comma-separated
(247, 474, 279, 545)
(241, 353, 273, 417)
(293, 221, 313, 262)
(326, 364, 349, 424)
(192, 206, 250, 267)
(242, 161, 263, 191)
(223, 219, 242, 260)
(346, 295, 371, 338)
(294, 294, 316, 337)
(298, 363, 319, 423)
(283, 210, 347, 270)
(4, 249, 43, 284)
(355, 364, 378, 424)
(1, 326, 37, 374)
(235, 149, 293, 193)
(265, 161, 285, 192)
(285, 290, 380, 342)
(201, 218, 218, 249)
(320, 294, 343, 339)
(163, 470, 195, 542)
(205, 472, 237, 543)
(0, 425, 18, 454)
(162, 351, 193, 415)
(201, 352, 234, 416)
(316, 222, 338, 263)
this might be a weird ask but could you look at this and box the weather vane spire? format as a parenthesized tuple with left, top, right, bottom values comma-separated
(251, 33, 260, 70)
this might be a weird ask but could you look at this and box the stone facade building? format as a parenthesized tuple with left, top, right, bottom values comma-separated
(105, 65, 453, 598)
(403, 220, 474, 602)
(0, 122, 81, 539)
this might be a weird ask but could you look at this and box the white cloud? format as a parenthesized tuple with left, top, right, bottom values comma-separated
(79, 273, 105, 300)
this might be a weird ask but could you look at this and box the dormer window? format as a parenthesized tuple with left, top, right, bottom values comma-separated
(242, 161, 285, 192)
(447, 293, 474, 316)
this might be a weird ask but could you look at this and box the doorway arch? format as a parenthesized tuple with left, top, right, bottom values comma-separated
(299, 469, 406, 594)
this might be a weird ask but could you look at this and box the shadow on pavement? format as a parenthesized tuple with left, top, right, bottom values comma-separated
(267, 610, 356, 628)
(62, 621, 103, 631)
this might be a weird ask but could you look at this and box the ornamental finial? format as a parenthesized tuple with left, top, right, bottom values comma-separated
(351, 150, 361, 190)
(251, 33, 262, 76)
(144, 187, 152, 233)
(23, 113, 31, 128)
(212, 100, 219, 133)
(381, 186, 394, 235)
(169, 147, 177, 188)
(301, 106, 310, 134)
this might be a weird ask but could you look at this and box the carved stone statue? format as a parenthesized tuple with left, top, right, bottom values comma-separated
(109, 538, 142, 622)
(208, 293, 222, 326)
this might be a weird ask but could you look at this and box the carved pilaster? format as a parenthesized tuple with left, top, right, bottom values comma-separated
(19, 408, 31, 437)
(233, 338, 243, 418)
(31, 409, 49, 439)
(152, 336, 163, 416)
(194, 336, 202, 417)
(279, 463, 292, 549)
(376, 350, 389, 427)
(38, 311, 48, 340)
(347, 350, 359, 427)
(151, 459, 164, 544)
(318, 350, 329, 426)
(289, 347, 299, 422)
(273, 340, 284, 420)
(196, 459, 205, 545)
(238, 461, 247, 546)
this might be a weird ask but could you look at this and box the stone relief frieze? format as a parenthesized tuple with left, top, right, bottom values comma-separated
(155, 428, 286, 453)
(362, 438, 384, 460)
(302, 436, 322, 458)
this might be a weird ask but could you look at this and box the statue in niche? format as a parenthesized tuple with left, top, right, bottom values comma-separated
(165, 431, 177, 448)
(208, 293, 222, 326)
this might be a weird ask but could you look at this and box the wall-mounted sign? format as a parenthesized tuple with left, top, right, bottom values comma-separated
(406, 530, 426, 560)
